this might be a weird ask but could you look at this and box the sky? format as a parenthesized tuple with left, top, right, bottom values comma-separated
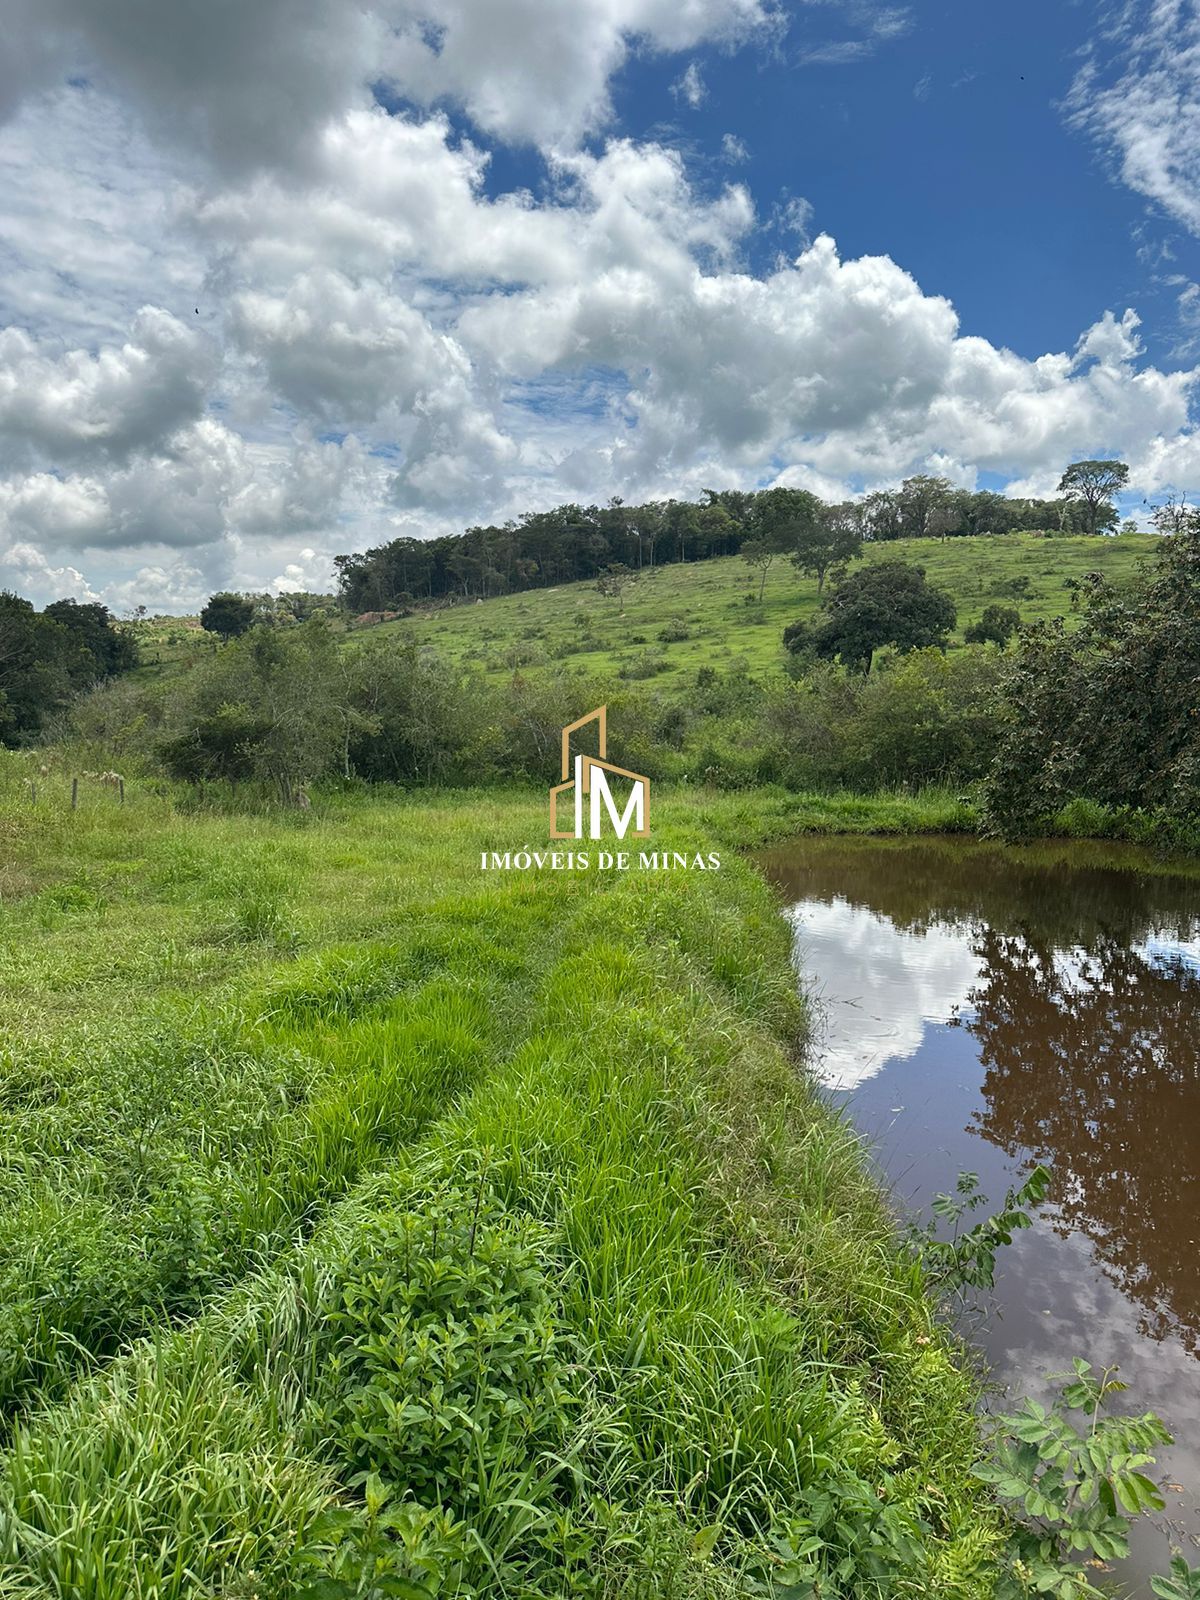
(0, 0, 1197, 612)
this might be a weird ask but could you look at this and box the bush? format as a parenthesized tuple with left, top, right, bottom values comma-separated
(618, 650, 669, 680)
(782, 619, 810, 655)
(843, 649, 1006, 788)
(964, 604, 1021, 647)
(983, 524, 1200, 832)
(311, 1168, 575, 1545)
(719, 650, 1006, 793)
(990, 575, 1031, 599)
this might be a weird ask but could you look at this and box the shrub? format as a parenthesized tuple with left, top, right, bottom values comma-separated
(991, 575, 1031, 599)
(742, 650, 1005, 793)
(782, 619, 811, 655)
(964, 604, 1021, 646)
(618, 650, 669, 680)
(983, 524, 1200, 832)
(310, 1167, 577, 1590)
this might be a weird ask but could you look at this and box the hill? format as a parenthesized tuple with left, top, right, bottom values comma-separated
(366, 532, 1157, 688)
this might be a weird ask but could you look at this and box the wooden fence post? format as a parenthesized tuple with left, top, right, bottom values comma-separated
(71, 778, 78, 812)
(29, 782, 36, 805)
(118, 777, 125, 805)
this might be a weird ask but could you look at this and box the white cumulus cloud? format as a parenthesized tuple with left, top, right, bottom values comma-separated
(0, 1, 1197, 609)
(0, 308, 216, 468)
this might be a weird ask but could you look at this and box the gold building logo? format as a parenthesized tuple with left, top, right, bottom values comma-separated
(550, 705, 650, 841)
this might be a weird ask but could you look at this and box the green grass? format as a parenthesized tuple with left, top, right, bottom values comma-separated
(0, 769, 1003, 1596)
(362, 532, 1156, 688)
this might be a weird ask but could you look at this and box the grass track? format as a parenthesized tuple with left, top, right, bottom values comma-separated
(0, 775, 1002, 1595)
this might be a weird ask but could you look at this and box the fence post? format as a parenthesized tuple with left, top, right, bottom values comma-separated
(118, 777, 125, 805)
(71, 778, 78, 811)
(29, 781, 36, 805)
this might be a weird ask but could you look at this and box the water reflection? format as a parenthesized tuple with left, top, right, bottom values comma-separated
(759, 835, 1200, 1586)
(968, 928, 1200, 1350)
(782, 898, 981, 1090)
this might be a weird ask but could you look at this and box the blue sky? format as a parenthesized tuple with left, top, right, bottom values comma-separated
(0, 0, 1197, 608)
(507, 0, 1194, 366)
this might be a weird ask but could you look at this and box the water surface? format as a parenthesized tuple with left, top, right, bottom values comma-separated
(759, 835, 1200, 1590)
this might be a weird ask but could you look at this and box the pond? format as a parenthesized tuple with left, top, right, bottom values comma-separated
(758, 834, 1200, 1593)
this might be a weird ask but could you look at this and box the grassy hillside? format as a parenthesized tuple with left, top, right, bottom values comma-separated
(367, 533, 1156, 688)
(0, 767, 1000, 1596)
(122, 614, 213, 679)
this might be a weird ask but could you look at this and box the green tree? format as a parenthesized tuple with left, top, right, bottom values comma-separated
(983, 519, 1200, 830)
(739, 489, 817, 600)
(43, 598, 137, 678)
(344, 638, 485, 783)
(862, 488, 904, 541)
(199, 591, 256, 640)
(959, 490, 1017, 538)
(1057, 459, 1129, 536)
(791, 501, 864, 592)
(740, 538, 778, 602)
(160, 619, 351, 798)
(964, 603, 1021, 646)
(802, 560, 957, 673)
(751, 486, 822, 544)
(896, 475, 957, 540)
(0, 593, 87, 744)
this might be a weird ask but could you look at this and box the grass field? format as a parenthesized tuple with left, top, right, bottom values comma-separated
(0, 766, 1001, 1597)
(363, 532, 1157, 689)
(122, 616, 214, 681)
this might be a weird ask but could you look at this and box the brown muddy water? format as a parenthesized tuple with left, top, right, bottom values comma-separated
(758, 834, 1200, 1594)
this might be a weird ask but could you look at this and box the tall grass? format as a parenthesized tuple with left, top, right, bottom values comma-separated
(0, 903, 580, 1412)
(0, 780, 1001, 1596)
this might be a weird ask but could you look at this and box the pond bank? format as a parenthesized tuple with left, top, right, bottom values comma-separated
(760, 830, 1200, 1593)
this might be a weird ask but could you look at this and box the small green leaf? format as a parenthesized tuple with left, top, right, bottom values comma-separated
(691, 1523, 721, 1559)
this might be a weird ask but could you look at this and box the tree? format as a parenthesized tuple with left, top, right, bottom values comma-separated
(1057, 460, 1129, 536)
(0, 592, 138, 744)
(861, 489, 905, 542)
(43, 599, 137, 678)
(801, 560, 957, 673)
(344, 637, 483, 782)
(791, 501, 864, 592)
(200, 591, 256, 640)
(595, 563, 635, 605)
(741, 539, 778, 602)
(751, 486, 821, 543)
(738, 490, 817, 601)
(964, 604, 1021, 646)
(959, 490, 1016, 538)
(0, 593, 77, 742)
(1149, 495, 1195, 537)
(160, 618, 352, 798)
(982, 520, 1200, 831)
(896, 475, 956, 540)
